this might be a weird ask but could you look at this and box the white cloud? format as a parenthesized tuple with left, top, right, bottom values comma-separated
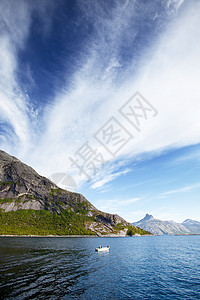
(1, 0, 200, 195)
(168, 147, 200, 166)
(0, 1, 55, 157)
(160, 182, 200, 197)
(0, 1, 33, 155)
(166, 0, 184, 14)
(91, 169, 130, 189)
(32, 0, 200, 188)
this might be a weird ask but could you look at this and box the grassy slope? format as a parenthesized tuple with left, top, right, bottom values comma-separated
(0, 209, 95, 235)
(0, 209, 151, 236)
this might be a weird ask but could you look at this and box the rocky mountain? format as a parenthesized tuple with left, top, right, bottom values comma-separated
(0, 150, 150, 236)
(183, 219, 200, 234)
(132, 214, 194, 235)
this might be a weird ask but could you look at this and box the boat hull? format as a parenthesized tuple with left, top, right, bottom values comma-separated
(95, 247, 110, 252)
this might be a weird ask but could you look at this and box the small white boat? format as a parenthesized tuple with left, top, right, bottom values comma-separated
(95, 245, 110, 252)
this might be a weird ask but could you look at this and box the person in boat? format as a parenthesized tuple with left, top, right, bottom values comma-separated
(100, 245, 102, 248)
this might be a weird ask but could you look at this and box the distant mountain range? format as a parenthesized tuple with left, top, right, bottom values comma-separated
(132, 214, 200, 235)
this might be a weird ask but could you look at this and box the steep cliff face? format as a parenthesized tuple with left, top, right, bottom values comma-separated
(0, 151, 101, 213)
(0, 150, 56, 210)
(0, 150, 143, 236)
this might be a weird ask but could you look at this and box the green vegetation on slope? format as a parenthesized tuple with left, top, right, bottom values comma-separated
(0, 209, 151, 236)
(108, 223, 151, 236)
(127, 225, 151, 236)
(0, 209, 96, 236)
(0, 198, 13, 204)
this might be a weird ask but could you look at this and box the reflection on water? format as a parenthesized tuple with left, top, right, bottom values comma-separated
(0, 236, 200, 299)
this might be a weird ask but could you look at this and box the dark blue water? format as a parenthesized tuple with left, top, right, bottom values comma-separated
(0, 236, 200, 299)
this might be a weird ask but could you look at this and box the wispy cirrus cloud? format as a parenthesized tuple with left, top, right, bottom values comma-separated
(0, 0, 56, 157)
(166, 0, 184, 13)
(0, 0, 32, 155)
(160, 182, 200, 197)
(1, 0, 199, 193)
(91, 169, 130, 190)
(39, 0, 199, 186)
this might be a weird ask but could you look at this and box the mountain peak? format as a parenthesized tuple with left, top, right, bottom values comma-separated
(132, 214, 200, 235)
(183, 219, 192, 224)
(183, 219, 199, 225)
(143, 213, 154, 221)
(183, 219, 193, 223)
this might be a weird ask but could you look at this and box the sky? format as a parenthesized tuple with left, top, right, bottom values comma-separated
(0, 0, 200, 223)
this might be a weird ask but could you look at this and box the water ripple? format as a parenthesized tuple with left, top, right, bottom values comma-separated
(0, 236, 200, 299)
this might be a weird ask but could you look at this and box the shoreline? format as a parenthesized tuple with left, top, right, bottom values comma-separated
(0, 234, 98, 238)
(2, 233, 199, 238)
(0, 234, 152, 238)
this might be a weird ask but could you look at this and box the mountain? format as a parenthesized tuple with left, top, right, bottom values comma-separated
(132, 214, 192, 235)
(0, 150, 150, 236)
(139, 213, 154, 222)
(182, 219, 200, 234)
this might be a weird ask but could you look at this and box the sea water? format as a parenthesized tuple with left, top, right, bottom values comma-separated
(0, 235, 200, 299)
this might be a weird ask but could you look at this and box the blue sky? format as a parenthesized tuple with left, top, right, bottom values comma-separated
(0, 0, 200, 222)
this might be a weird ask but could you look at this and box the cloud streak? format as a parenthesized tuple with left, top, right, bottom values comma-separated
(91, 169, 130, 189)
(0, 0, 199, 193)
(0, 0, 32, 155)
(160, 182, 200, 197)
(0, 0, 56, 157)
(44, 0, 199, 186)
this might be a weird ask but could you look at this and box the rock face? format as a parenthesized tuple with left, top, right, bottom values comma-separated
(132, 214, 192, 235)
(0, 150, 56, 211)
(0, 150, 131, 235)
(182, 219, 200, 234)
